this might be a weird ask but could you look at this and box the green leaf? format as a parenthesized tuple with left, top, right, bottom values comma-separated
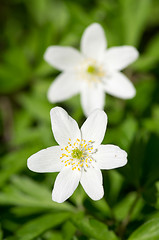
(130, 78, 156, 115)
(155, 181, 159, 209)
(0, 176, 74, 212)
(17, 93, 52, 123)
(128, 218, 159, 240)
(44, 231, 63, 240)
(72, 216, 119, 240)
(16, 212, 71, 240)
(120, 0, 152, 46)
(62, 221, 76, 240)
(143, 105, 159, 134)
(90, 198, 112, 218)
(0, 146, 40, 187)
(107, 170, 124, 205)
(0, 225, 3, 240)
(133, 34, 159, 71)
(118, 116, 138, 150)
(0, 48, 31, 93)
(113, 192, 144, 221)
(66, 2, 93, 25)
(23, 0, 49, 25)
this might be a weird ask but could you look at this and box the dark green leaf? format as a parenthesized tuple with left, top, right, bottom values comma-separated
(16, 213, 71, 240)
(128, 218, 159, 240)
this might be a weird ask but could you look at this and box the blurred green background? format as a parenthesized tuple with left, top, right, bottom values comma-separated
(0, 0, 159, 239)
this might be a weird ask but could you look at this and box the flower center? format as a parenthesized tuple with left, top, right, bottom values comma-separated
(87, 65, 96, 74)
(60, 138, 98, 171)
(78, 59, 105, 84)
(71, 148, 83, 159)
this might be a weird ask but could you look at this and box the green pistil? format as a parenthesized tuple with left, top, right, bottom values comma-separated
(87, 65, 96, 74)
(71, 148, 83, 159)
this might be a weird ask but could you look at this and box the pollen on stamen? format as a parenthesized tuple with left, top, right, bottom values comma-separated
(61, 138, 97, 171)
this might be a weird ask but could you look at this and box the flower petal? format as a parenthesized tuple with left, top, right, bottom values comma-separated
(103, 46, 139, 71)
(50, 107, 81, 146)
(52, 166, 81, 203)
(44, 46, 84, 71)
(80, 83, 105, 117)
(81, 109, 107, 147)
(81, 23, 107, 60)
(80, 166, 104, 200)
(47, 72, 80, 103)
(95, 144, 127, 169)
(103, 72, 136, 99)
(27, 146, 62, 173)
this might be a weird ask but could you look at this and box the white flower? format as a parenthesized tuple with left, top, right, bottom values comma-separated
(27, 107, 127, 203)
(44, 23, 139, 116)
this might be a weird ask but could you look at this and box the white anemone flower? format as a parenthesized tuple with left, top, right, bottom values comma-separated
(27, 107, 127, 203)
(44, 23, 139, 116)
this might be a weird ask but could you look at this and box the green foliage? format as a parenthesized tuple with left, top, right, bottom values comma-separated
(72, 215, 119, 240)
(128, 218, 159, 240)
(0, 0, 159, 239)
(16, 213, 71, 240)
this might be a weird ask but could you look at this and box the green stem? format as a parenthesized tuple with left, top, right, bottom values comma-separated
(117, 192, 141, 239)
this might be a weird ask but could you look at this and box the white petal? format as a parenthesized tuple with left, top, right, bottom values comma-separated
(80, 167, 104, 200)
(103, 46, 139, 71)
(81, 23, 107, 60)
(50, 107, 81, 146)
(44, 46, 84, 71)
(103, 72, 136, 99)
(96, 145, 127, 170)
(47, 72, 80, 103)
(80, 83, 105, 117)
(81, 109, 107, 147)
(52, 166, 81, 203)
(27, 146, 62, 173)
